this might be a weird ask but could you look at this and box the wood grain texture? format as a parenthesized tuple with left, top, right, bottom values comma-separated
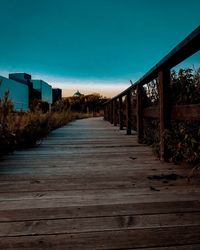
(0, 117, 199, 249)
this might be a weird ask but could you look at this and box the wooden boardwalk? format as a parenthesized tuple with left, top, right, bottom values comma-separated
(0, 117, 200, 249)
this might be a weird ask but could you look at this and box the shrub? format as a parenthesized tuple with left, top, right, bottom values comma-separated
(0, 93, 93, 156)
(143, 68, 200, 166)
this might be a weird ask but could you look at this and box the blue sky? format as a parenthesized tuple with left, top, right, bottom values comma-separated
(0, 0, 199, 96)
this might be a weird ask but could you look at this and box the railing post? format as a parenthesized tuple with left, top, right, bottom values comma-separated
(158, 69, 171, 161)
(104, 105, 107, 120)
(113, 99, 117, 126)
(107, 104, 110, 122)
(119, 96, 123, 130)
(107, 103, 110, 123)
(106, 104, 108, 122)
(106, 105, 109, 121)
(126, 91, 132, 135)
(110, 101, 114, 124)
(136, 84, 143, 143)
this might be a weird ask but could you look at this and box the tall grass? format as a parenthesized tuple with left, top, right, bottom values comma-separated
(0, 93, 93, 156)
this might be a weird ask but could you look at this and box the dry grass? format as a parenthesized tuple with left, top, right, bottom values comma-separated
(0, 93, 96, 156)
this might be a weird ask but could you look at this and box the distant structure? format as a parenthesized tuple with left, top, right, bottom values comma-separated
(9, 72, 31, 84)
(9, 73, 40, 105)
(0, 75, 29, 111)
(73, 90, 82, 97)
(52, 88, 62, 103)
(31, 80, 52, 105)
(0, 72, 62, 111)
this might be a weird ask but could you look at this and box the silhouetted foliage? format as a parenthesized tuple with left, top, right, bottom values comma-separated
(57, 93, 108, 114)
(0, 93, 98, 156)
(143, 68, 200, 166)
(170, 68, 200, 105)
(30, 99, 50, 113)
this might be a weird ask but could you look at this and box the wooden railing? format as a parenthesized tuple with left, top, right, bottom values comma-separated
(104, 26, 200, 161)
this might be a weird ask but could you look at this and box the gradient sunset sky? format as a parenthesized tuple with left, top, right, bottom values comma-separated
(0, 0, 200, 97)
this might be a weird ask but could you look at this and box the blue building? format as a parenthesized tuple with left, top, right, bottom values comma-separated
(0, 73, 59, 111)
(9, 73, 32, 85)
(52, 88, 62, 103)
(0, 75, 29, 111)
(31, 80, 53, 105)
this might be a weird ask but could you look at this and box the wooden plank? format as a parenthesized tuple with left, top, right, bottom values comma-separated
(141, 105, 200, 120)
(1, 183, 200, 202)
(0, 200, 199, 222)
(143, 106, 159, 118)
(171, 104, 200, 120)
(123, 245, 200, 250)
(0, 192, 199, 211)
(0, 226, 200, 249)
(1, 212, 200, 237)
(0, 117, 199, 249)
(0, 175, 196, 193)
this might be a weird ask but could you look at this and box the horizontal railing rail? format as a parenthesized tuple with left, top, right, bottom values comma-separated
(104, 26, 200, 161)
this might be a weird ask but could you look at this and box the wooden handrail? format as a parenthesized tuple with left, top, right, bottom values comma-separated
(104, 26, 200, 102)
(104, 26, 200, 161)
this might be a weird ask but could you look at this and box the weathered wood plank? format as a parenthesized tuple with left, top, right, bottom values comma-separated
(0, 200, 199, 222)
(0, 192, 199, 211)
(0, 117, 199, 249)
(139, 104, 200, 120)
(0, 178, 197, 193)
(171, 104, 200, 120)
(0, 226, 200, 249)
(1, 213, 200, 237)
(122, 245, 200, 250)
(0, 187, 200, 204)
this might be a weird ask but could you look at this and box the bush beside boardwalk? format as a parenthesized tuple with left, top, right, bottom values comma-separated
(0, 92, 104, 156)
(143, 68, 200, 166)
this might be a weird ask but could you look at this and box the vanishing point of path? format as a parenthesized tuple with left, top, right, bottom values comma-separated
(0, 117, 200, 249)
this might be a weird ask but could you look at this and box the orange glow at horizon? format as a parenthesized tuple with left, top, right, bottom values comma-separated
(62, 88, 124, 98)
(61, 85, 130, 98)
